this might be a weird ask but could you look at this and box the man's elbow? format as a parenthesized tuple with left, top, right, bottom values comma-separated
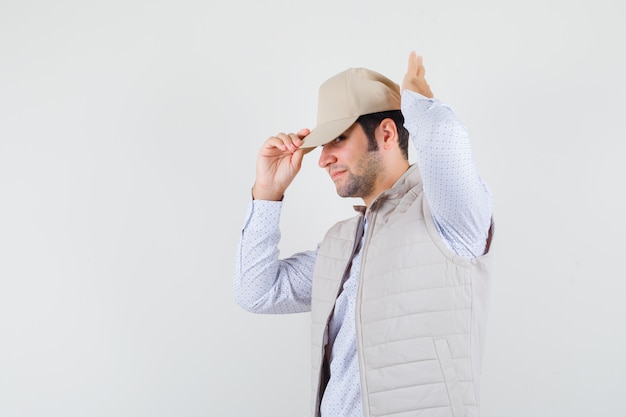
(233, 289, 265, 314)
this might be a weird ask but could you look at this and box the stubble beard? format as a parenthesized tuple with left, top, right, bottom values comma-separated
(336, 151, 383, 199)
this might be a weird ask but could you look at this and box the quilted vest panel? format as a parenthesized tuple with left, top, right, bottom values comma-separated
(310, 165, 494, 417)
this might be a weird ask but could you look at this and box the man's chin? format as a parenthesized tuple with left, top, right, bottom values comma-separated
(336, 188, 355, 199)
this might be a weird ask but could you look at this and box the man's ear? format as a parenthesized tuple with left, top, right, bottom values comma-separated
(378, 118, 399, 150)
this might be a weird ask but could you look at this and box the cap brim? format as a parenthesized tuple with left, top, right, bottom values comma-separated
(300, 116, 359, 148)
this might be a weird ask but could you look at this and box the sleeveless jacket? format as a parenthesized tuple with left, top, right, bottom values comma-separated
(310, 165, 494, 417)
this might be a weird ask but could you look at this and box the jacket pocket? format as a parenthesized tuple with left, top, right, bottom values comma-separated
(434, 338, 465, 417)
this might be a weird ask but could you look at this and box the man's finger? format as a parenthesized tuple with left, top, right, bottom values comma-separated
(264, 136, 288, 152)
(407, 51, 419, 75)
(416, 55, 425, 78)
(297, 128, 310, 139)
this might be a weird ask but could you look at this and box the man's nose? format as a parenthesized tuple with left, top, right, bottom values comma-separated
(318, 145, 336, 168)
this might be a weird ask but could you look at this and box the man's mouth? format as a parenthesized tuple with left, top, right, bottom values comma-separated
(330, 170, 346, 181)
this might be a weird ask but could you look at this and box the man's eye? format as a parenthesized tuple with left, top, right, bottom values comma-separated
(333, 135, 346, 143)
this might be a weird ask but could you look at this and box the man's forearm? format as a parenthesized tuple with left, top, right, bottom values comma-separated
(234, 200, 315, 314)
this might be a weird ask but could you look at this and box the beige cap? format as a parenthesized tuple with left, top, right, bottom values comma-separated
(301, 67, 401, 148)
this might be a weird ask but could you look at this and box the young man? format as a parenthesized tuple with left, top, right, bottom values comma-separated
(235, 52, 495, 417)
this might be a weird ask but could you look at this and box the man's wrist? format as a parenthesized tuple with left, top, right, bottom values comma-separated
(251, 185, 284, 201)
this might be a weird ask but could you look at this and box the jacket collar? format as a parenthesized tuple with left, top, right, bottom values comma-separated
(353, 164, 422, 213)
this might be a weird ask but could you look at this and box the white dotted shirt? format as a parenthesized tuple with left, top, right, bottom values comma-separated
(234, 90, 493, 416)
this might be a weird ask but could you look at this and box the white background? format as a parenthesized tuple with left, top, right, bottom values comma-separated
(1, 1, 624, 416)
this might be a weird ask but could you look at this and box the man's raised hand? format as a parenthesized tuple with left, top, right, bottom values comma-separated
(402, 51, 434, 98)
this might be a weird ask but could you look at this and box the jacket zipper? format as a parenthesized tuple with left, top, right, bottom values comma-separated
(355, 205, 376, 416)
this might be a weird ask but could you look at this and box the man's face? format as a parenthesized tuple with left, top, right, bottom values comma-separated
(318, 123, 383, 201)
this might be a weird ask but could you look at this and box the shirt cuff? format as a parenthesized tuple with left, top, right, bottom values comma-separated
(401, 89, 452, 134)
(401, 89, 433, 101)
(401, 89, 444, 111)
(242, 198, 283, 231)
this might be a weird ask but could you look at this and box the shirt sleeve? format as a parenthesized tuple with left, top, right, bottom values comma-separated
(401, 90, 493, 259)
(234, 198, 316, 314)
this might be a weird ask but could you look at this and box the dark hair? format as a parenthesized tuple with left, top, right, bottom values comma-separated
(356, 110, 409, 160)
